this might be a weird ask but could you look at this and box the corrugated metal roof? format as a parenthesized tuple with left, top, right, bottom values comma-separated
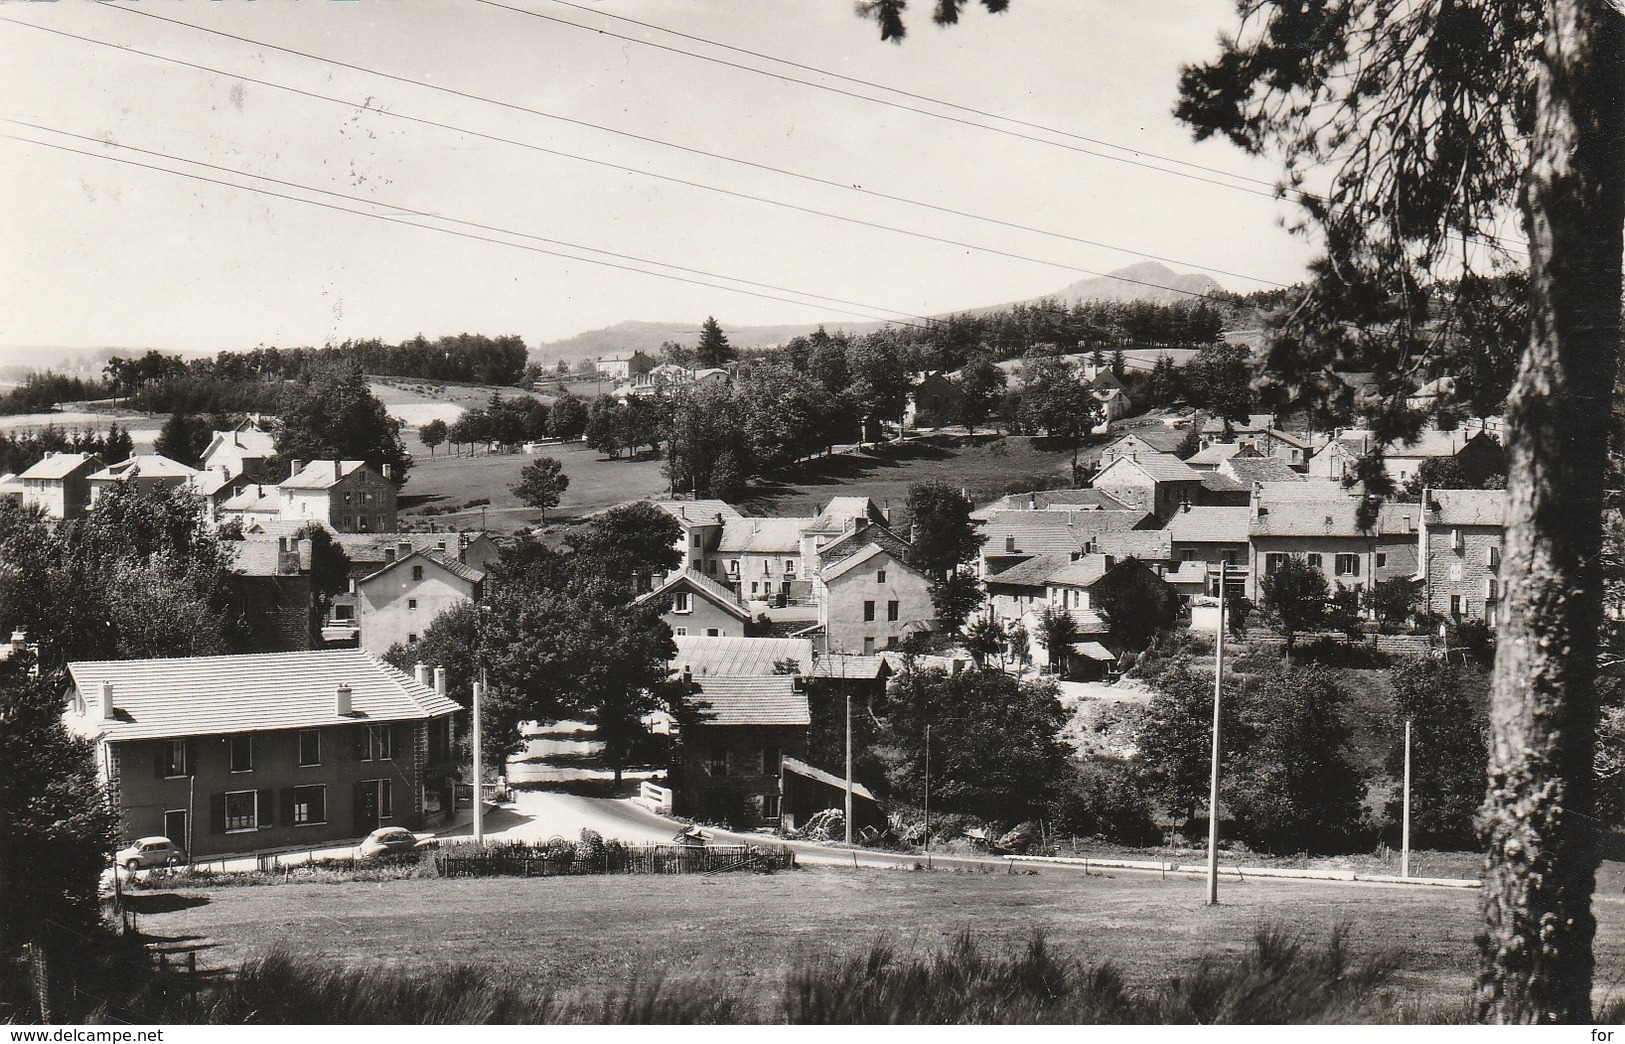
(782, 755, 876, 800)
(19, 452, 103, 480)
(1167, 506, 1251, 544)
(808, 654, 890, 680)
(685, 676, 810, 726)
(64, 649, 462, 743)
(673, 635, 814, 677)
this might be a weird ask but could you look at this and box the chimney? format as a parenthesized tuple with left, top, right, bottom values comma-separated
(414, 663, 430, 687)
(382, 464, 393, 481)
(1028, 493, 1037, 510)
(335, 683, 353, 716)
(398, 540, 414, 560)
(99, 680, 116, 721)
(384, 546, 397, 563)
(1005, 535, 1016, 554)
(291, 459, 305, 477)
(682, 666, 694, 692)
(434, 667, 447, 697)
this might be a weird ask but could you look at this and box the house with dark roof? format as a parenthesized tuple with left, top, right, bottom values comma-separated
(1166, 505, 1250, 595)
(971, 488, 1127, 520)
(640, 569, 753, 638)
(596, 350, 655, 381)
(1089, 451, 1205, 522)
(674, 674, 810, 826)
(1247, 490, 1421, 602)
(1099, 430, 1188, 466)
(652, 499, 743, 579)
(64, 650, 462, 858)
(1419, 488, 1507, 625)
(352, 546, 486, 656)
(229, 534, 322, 653)
(978, 508, 1153, 575)
(18, 451, 104, 519)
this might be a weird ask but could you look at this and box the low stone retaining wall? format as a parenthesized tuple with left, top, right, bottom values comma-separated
(1006, 854, 1478, 888)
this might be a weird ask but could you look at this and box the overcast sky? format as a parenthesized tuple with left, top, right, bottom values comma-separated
(1, 0, 1315, 358)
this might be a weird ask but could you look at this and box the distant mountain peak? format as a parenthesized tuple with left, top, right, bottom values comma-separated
(1045, 261, 1223, 307)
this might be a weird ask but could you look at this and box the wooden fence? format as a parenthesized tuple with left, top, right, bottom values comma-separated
(435, 842, 794, 878)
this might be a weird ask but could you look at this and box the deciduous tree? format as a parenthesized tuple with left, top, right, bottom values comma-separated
(511, 456, 568, 521)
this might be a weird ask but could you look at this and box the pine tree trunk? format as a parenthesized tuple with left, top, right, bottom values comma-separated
(1477, 0, 1624, 1023)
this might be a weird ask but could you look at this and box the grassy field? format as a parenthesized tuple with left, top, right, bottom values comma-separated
(128, 864, 1625, 1014)
(741, 434, 1087, 519)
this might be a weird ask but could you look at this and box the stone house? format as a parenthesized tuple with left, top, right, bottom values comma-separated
(1418, 488, 1507, 625)
(1089, 451, 1205, 522)
(279, 460, 398, 534)
(675, 674, 809, 826)
(814, 531, 934, 655)
(596, 350, 655, 381)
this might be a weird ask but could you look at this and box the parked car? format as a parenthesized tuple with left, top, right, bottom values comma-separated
(357, 827, 437, 859)
(115, 836, 187, 871)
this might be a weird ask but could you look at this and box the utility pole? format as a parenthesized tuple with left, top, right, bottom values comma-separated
(472, 675, 484, 846)
(923, 723, 931, 870)
(1206, 563, 1226, 906)
(844, 676, 853, 846)
(1402, 717, 1413, 878)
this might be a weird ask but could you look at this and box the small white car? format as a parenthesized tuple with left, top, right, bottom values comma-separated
(116, 836, 187, 871)
(357, 827, 438, 859)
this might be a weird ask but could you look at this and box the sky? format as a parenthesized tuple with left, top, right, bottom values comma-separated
(0, 0, 1317, 360)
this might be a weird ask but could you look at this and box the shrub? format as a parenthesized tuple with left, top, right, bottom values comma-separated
(1050, 758, 1159, 846)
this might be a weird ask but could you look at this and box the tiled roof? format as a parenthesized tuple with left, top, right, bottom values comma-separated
(637, 569, 749, 621)
(684, 675, 810, 726)
(1093, 529, 1174, 561)
(673, 635, 814, 677)
(818, 527, 916, 575)
(1201, 413, 1276, 435)
(1093, 451, 1202, 484)
(1186, 443, 1243, 466)
(808, 654, 890, 680)
(1199, 472, 1250, 494)
(221, 483, 280, 512)
(331, 531, 477, 563)
(981, 519, 1086, 557)
(1425, 489, 1507, 526)
(653, 499, 743, 525)
(809, 496, 885, 531)
(717, 516, 813, 554)
(1376, 503, 1423, 535)
(1250, 496, 1370, 537)
(1167, 506, 1251, 544)
(89, 454, 200, 482)
(1042, 555, 1112, 588)
(360, 549, 485, 587)
(229, 537, 314, 577)
(1163, 561, 1209, 585)
(282, 460, 371, 490)
(1258, 479, 1356, 500)
(984, 552, 1076, 588)
(64, 649, 462, 743)
(19, 452, 103, 480)
(1390, 428, 1481, 459)
(1221, 457, 1304, 486)
(203, 428, 276, 461)
(972, 488, 1126, 518)
(191, 469, 240, 498)
(1109, 429, 1187, 454)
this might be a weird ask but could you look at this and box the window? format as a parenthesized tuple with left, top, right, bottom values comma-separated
(784, 560, 797, 578)
(876, 569, 887, 584)
(408, 598, 419, 611)
(887, 635, 899, 649)
(888, 600, 899, 621)
(377, 778, 393, 819)
(863, 600, 875, 622)
(1181, 548, 1195, 562)
(672, 592, 692, 614)
(761, 747, 780, 776)
(710, 748, 728, 777)
(161, 739, 191, 778)
(1486, 577, 1500, 601)
(408, 633, 419, 644)
(1488, 544, 1501, 568)
(298, 730, 321, 767)
(291, 785, 326, 826)
(706, 628, 720, 637)
(225, 790, 258, 832)
(412, 565, 424, 582)
(333, 603, 355, 622)
(1449, 561, 1463, 582)
(707, 561, 718, 575)
(1452, 528, 1464, 551)
(863, 637, 876, 654)
(751, 582, 759, 595)
(1306, 553, 1323, 569)
(229, 735, 254, 773)
(674, 627, 688, 636)
(1265, 553, 1289, 573)
(343, 516, 354, 528)
(1376, 552, 1388, 568)
(692, 534, 702, 548)
(727, 560, 740, 577)
(367, 725, 395, 761)
(1334, 554, 1360, 577)
(1450, 594, 1463, 618)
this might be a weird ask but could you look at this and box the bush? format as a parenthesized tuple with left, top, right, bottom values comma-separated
(1050, 758, 1159, 846)
(1447, 620, 1496, 664)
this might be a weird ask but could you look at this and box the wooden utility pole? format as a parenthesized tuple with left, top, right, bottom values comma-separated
(1402, 718, 1412, 879)
(1206, 564, 1225, 906)
(472, 677, 484, 846)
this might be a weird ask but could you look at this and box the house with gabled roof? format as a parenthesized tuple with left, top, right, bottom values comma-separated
(639, 569, 752, 639)
(652, 498, 744, 579)
(978, 508, 1153, 575)
(671, 635, 814, 677)
(674, 673, 809, 826)
(18, 451, 104, 519)
(88, 454, 200, 506)
(279, 459, 397, 533)
(815, 538, 934, 655)
(1247, 489, 1421, 602)
(1167, 505, 1250, 592)
(64, 650, 462, 858)
(971, 488, 1127, 520)
(596, 350, 655, 381)
(194, 428, 278, 518)
(1099, 430, 1189, 466)
(352, 546, 486, 656)
(1089, 451, 1205, 521)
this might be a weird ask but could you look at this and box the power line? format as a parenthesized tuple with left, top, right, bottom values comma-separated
(2, 132, 935, 329)
(4, 117, 937, 326)
(1, 18, 1288, 295)
(540, 0, 1284, 191)
(475, 0, 1283, 201)
(83, 6, 1294, 297)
